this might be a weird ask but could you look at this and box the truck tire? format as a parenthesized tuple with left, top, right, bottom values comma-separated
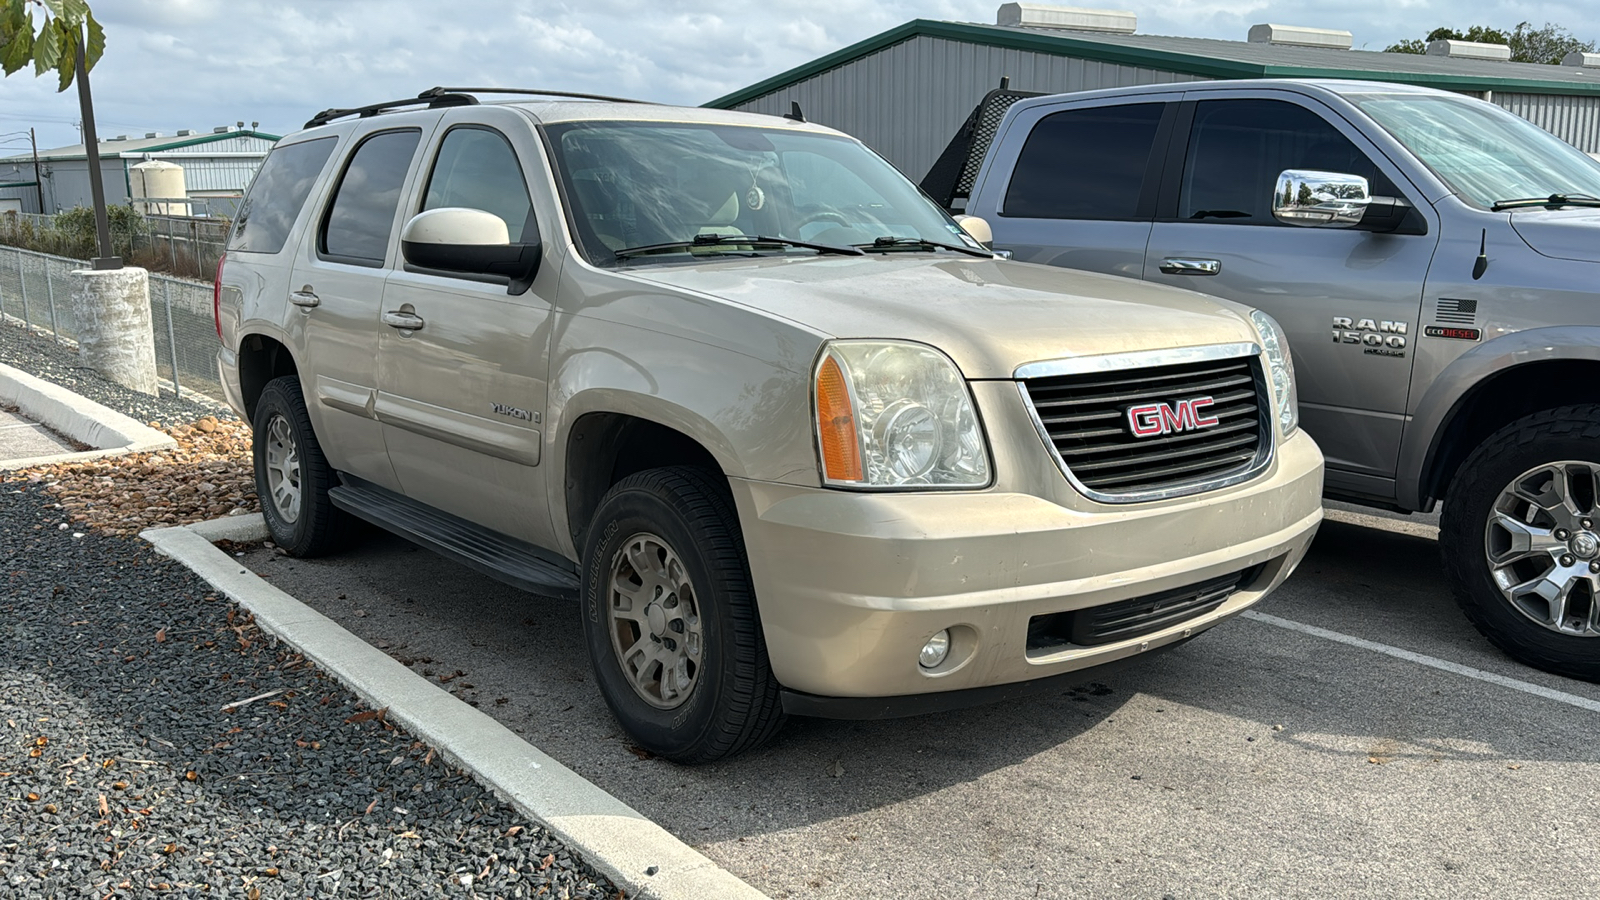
(251, 376, 349, 558)
(1440, 404, 1600, 682)
(580, 467, 786, 763)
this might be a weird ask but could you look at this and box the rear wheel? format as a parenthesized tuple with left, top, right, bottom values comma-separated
(1441, 405, 1600, 682)
(580, 467, 785, 763)
(251, 376, 349, 557)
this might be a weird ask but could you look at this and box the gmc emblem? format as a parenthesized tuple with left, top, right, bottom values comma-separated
(1127, 397, 1220, 438)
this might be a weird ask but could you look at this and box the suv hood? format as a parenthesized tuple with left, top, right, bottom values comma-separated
(624, 256, 1259, 379)
(1510, 208, 1600, 263)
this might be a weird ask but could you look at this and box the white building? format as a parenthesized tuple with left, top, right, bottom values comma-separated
(0, 126, 278, 216)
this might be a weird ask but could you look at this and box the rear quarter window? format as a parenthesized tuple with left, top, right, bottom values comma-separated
(227, 137, 337, 254)
(1002, 103, 1165, 220)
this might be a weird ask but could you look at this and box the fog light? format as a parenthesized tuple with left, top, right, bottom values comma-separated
(919, 630, 951, 669)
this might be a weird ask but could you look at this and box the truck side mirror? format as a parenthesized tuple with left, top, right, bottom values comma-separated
(953, 214, 994, 249)
(401, 207, 542, 295)
(1272, 170, 1370, 228)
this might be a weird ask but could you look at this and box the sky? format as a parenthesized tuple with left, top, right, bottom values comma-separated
(1, 0, 1595, 154)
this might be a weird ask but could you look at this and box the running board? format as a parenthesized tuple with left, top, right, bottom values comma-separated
(329, 475, 580, 600)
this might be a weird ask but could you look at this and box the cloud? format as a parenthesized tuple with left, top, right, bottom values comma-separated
(3, 0, 1591, 148)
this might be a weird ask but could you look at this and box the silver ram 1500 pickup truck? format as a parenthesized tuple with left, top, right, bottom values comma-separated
(930, 77, 1600, 681)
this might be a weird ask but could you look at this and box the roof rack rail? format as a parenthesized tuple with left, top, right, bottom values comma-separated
(304, 91, 478, 129)
(420, 86, 654, 105)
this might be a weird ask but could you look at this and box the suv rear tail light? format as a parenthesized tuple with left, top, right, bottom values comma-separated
(213, 252, 226, 339)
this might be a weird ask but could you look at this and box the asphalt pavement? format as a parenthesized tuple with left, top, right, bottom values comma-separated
(237, 502, 1600, 899)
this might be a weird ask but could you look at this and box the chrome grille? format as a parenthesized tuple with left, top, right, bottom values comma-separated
(1019, 349, 1270, 501)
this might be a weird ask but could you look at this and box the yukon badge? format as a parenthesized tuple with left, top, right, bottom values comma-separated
(491, 402, 537, 423)
(1127, 397, 1219, 438)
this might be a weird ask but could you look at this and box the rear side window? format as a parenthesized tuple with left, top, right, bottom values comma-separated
(321, 129, 422, 266)
(1002, 103, 1165, 219)
(1179, 99, 1399, 224)
(422, 127, 534, 242)
(227, 137, 336, 254)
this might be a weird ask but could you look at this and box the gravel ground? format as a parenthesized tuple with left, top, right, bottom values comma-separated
(0, 321, 227, 427)
(0, 322, 621, 899)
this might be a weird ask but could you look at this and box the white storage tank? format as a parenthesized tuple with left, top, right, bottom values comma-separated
(129, 159, 188, 215)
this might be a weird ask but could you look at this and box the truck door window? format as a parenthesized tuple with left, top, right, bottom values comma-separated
(228, 137, 336, 255)
(320, 129, 422, 266)
(422, 127, 535, 242)
(1179, 99, 1396, 224)
(1001, 103, 1164, 219)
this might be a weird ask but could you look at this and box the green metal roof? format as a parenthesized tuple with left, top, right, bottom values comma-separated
(0, 129, 283, 164)
(705, 19, 1600, 108)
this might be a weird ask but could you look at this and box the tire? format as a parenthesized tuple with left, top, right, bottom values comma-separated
(1440, 404, 1600, 682)
(251, 376, 350, 558)
(580, 466, 785, 763)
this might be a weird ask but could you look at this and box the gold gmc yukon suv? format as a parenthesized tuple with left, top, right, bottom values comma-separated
(215, 88, 1324, 762)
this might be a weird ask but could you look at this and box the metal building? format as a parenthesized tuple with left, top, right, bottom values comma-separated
(0, 127, 279, 216)
(707, 11, 1600, 182)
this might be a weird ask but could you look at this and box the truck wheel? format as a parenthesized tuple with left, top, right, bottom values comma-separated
(580, 467, 785, 763)
(1440, 405, 1600, 681)
(252, 376, 349, 558)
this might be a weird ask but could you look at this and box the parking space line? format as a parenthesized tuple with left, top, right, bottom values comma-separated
(1242, 611, 1600, 713)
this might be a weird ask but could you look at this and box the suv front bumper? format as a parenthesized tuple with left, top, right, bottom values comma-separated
(730, 429, 1322, 707)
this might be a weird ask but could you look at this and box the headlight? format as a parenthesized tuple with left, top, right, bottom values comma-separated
(813, 340, 990, 488)
(1249, 309, 1298, 437)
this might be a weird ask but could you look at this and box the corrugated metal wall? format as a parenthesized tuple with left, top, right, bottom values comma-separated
(731, 35, 1205, 181)
(1494, 92, 1600, 153)
(171, 159, 265, 194)
(730, 36, 1600, 175)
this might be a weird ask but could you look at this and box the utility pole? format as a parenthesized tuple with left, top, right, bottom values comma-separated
(74, 41, 118, 269)
(29, 128, 44, 215)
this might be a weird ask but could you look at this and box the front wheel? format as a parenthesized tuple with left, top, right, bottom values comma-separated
(580, 467, 785, 763)
(1440, 404, 1600, 682)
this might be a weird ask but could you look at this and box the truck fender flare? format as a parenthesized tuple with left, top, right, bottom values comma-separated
(1398, 326, 1600, 508)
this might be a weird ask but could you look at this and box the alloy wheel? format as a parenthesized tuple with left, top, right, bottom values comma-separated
(607, 533, 704, 709)
(1485, 460, 1600, 637)
(263, 413, 303, 525)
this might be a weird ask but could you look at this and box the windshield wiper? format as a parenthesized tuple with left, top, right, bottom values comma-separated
(855, 235, 994, 259)
(612, 233, 864, 260)
(1490, 193, 1600, 211)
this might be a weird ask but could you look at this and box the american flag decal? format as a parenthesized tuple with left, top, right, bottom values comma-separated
(1436, 298, 1478, 324)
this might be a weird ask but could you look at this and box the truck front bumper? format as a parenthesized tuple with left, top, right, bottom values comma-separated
(730, 429, 1323, 708)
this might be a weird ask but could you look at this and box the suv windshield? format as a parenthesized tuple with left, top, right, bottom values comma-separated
(1348, 92, 1600, 209)
(544, 121, 974, 265)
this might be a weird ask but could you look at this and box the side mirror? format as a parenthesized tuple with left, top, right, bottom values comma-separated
(953, 214, 994, 249)
(1272, 170, 1370, 228)
(400, 207, 541, 295)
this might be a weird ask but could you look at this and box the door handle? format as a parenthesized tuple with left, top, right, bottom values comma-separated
(1158, 258, 1221, 276)
(289, 289, 320, 308)
(382, 310, 425, 331)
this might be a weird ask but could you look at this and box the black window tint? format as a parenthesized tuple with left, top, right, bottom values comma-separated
(1002, 103, 1164, 219)
(1180, 99, 1398, 224)
(228, 137, 336, 254)
(423, 128, 534, 242)
(321, 130, 421, 264)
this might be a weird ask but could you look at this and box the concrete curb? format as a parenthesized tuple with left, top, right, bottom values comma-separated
(0, 361, 178, 470)
(142, 515, 769, 900)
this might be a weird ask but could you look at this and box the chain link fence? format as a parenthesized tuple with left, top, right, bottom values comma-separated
(1, 209, 231, 282)
(0, 245, 225, 403)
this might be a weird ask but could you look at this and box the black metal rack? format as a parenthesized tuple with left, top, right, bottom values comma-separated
(304, 86, 651, 129)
